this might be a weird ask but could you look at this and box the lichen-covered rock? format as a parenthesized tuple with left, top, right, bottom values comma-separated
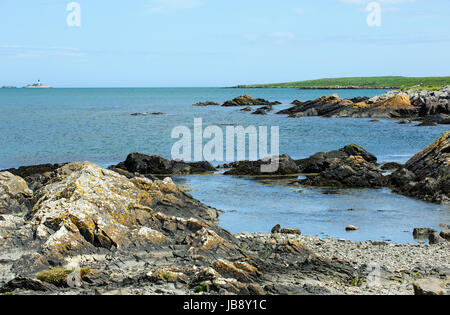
(1, 162, 236, 273)
(388, 131, 450, 204)
(211, 259, 261, 283)
(0, 172, 32, 214)
(4, 163, 66, 192)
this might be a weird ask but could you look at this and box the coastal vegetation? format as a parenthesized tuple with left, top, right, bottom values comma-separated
(235, 76, 450, 90)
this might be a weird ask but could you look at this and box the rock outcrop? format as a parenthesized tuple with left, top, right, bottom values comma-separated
(295, 145, 383, 189)
(109, 153, 216, 176)
(221, 155, 300, 176)
(222, 95, 281, 107)
(0, 162, 372, 295)
(277, 86, 450, 124)
(387, 131, 450, 204)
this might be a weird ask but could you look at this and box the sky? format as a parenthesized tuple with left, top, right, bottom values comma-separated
(0, 0, 449, 87)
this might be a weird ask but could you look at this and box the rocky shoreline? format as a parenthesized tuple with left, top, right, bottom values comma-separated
(196, 86, 450, 124)
(0, 133, 448, 296)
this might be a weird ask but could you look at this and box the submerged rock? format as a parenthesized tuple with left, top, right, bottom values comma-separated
(193, 101, 219, 106)
(130, 112, 164, 116)
(110, 153, 216, 176)
(387, 131, 450, 204)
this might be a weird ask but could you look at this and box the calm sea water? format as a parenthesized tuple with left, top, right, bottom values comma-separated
(0, 88, 449, 243)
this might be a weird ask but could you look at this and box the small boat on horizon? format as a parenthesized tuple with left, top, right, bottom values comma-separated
(24, 79, 52, 89)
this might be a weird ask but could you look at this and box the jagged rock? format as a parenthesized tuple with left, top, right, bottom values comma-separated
(222, 155, 300, 176)
(240, 106, 252, 112)
(297, 145, 383, 189)
(110, 153, 216, 176)
(0, 276, 54, 293)
(222, 95, 281, 107)
(0, 172, 32, 214)
(296, 144, 377, 174)
(277, 87, 450, 123)
(4, 163, 66, 192)
(414, 278, 446, 295)
(211, 259, 261, 283)
(1, 162, 235, 273)
(387, 131, 450, 204)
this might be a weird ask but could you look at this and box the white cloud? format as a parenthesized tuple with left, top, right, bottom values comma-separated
(0, 45, 85, 58)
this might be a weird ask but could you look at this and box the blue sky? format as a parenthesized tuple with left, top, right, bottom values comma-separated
(0, 0, 449, 87)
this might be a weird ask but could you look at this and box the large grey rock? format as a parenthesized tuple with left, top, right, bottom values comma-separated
(0, 172, 32, 214)
(298, 145, 383, 189)
(388, 131, 450, 204)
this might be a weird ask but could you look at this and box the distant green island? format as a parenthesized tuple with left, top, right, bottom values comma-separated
(234, 76, 450, 90)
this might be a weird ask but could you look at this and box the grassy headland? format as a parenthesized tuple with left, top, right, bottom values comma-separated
(234, 76, 450, 90)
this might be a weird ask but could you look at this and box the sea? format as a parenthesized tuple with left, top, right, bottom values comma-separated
(0, 87, 449, 243)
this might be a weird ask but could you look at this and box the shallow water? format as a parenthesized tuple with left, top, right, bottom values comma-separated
(173, 174, 450, 244)
(1, 87, 449, 243)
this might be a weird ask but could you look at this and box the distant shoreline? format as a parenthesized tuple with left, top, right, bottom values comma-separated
(233, 76, 450, 90)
